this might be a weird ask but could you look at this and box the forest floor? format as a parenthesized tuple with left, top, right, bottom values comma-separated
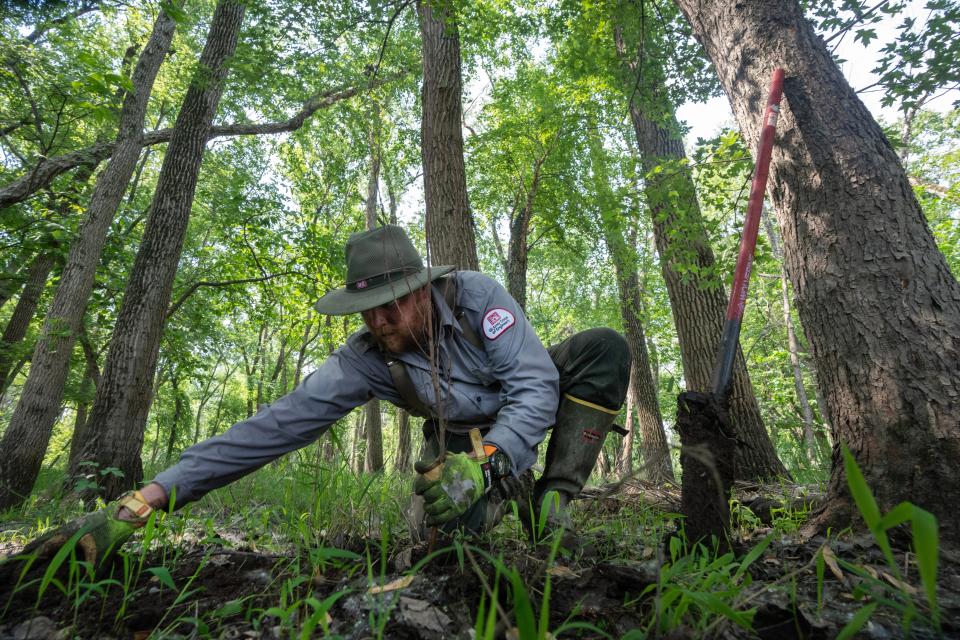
(0, 472, 958, 639)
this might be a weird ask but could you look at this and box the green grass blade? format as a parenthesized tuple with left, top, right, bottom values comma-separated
(836, 602, 878, 640)
(910, 506, 939, 625)
(842, 445, 880, 529)
(734, 534, 773, 581)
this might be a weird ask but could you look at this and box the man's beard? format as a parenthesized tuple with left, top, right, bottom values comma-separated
(370, 324, 430, 354)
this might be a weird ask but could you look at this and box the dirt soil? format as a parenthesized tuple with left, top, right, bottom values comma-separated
(2, 493, 959, 639)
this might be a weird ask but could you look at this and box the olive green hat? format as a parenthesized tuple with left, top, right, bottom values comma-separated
(313, 225, 454, 315)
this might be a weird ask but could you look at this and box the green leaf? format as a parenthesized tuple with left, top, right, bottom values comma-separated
(146, 566, 177, 591)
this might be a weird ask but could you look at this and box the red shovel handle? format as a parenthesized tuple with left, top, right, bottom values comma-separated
(710, 68, 785, 397)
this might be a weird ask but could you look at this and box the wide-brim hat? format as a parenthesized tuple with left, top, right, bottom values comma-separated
(314, 224, 454, 315)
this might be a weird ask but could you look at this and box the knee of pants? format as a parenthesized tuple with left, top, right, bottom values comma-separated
(559, 327, 631, 409)
(581, 328, 630, 371)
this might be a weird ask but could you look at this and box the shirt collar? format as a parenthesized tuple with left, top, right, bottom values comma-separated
(430, 281, 457, 331)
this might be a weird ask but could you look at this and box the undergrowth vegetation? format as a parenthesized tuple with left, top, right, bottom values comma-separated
(0, 452, 949, 639)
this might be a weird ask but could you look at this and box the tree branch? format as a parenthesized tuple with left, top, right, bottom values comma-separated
(166, 271, 301, 319)
(0, 73, 406, 210)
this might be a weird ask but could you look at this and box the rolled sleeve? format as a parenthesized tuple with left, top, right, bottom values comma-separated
(463, 274, 559, 474)
(152, 347, 375, 505)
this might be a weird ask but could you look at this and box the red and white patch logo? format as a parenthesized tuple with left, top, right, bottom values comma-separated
(483, 307, 515, 340)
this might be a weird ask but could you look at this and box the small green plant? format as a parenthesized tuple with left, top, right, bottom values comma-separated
(838, 444, 940, 636)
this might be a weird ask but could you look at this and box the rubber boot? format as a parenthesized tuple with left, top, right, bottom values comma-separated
(524, 395, 618, 546)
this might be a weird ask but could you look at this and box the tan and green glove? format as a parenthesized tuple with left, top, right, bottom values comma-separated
(17, 490, 154, 568)
(413, 452, 490, 526)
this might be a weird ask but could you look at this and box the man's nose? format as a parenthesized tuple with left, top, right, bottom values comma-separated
(366, 306, 391, 328)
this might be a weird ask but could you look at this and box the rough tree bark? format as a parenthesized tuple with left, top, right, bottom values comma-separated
(0, 9, 176, 510)
(675, 0, 960, 540)
(76, 0, 246, 501)
(417, 0, 478, 270)
(613, 25, 786, 480)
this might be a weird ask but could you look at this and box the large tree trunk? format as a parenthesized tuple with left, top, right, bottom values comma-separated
(589, 131, 674, 483)
(676, 0, 960, 540)
(76, 0, 245, 502)
(0, 10, 176, 510)
(417, 0, 478, 270)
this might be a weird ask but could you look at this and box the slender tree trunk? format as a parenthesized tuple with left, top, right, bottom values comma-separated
(676, 0, 960, 541)
(364, 126, 385, 473)
(505, 159, 545, 310)
(589, 130, 674, 483)
(384, 180, 412, 472)
(614, 26, 786, 480)
(0, 163, 99, 395)
(0, 10, 176, 509)
(417, 0, 478, 270)
(764, 215, 817, 462)
(0, 251, 58, 394)
(65, 327, 101, 481)
(165, 371, 184, 466)
(293, 313, 319, 387)
(617, 369, 638, 476)
(77, 0, 245, 501)
(395, 408, 412, 472)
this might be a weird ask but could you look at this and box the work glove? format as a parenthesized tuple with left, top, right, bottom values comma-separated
(15, 490, 154, 569)
(413, 452, 489, 526)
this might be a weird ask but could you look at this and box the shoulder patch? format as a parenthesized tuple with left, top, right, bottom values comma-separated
(482, 308, 516, 340)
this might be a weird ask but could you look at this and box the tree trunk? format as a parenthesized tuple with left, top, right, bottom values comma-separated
(77, 0, 245, 502)
(764, 215, 817, 462)
(165, 371, 185, 466)
(0, 162, 98, 395)
(505, 160, 544, 310)
(395, 408, 412, 472)
(364, 127, 384, 473)
(0, 251, 58, 394)
(617, 369, 637, 476)
(614, 25, 786, 480)
(417, 0, 478, 270)
(675, 0, 960, 541)
(65, 327, 101, 483)
(628, 106, 787, 480)
(589, 130, 674, 483)
(0, 9, 177, 510)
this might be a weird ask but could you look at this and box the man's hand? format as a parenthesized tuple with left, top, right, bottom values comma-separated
(17, 487, 165, 568)
(413, 453, 488, 526)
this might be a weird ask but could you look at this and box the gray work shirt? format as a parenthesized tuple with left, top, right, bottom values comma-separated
(153, 271, 560, 504)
